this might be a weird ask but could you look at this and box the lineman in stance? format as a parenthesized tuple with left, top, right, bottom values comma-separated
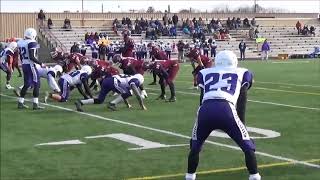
(186, 50, 260, 180)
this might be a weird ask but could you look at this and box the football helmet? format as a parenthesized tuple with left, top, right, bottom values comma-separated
(133, 74, 144, 85)
(112, 54, 122, 63)
(24, 28, 37, 40)
(8, 42, 18, 51)
(53, 65, 63, 75)
(215, 50, 238, 68)
(81, 65, 92, 75)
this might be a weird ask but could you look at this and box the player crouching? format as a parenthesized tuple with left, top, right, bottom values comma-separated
(0, 42, 18, 89)
(45, 65, 93, 102)
(74, 74, 146, 112)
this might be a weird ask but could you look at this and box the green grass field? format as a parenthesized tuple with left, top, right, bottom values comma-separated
(1, 59, 320, 180)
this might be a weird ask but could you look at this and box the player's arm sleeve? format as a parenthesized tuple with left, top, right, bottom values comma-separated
(47, 72, 61, 92)
(237, 71, 254, 124)
(80, 74, 93, 98)
(196, 56, 204, 67)
(76, 84, 88, 99)
(130, 83, 146, 109)
(197, 72, 204, 105)
(6, 54, 14, 72)
(159, 66, 169, 79)
(28, 42, 42, 65)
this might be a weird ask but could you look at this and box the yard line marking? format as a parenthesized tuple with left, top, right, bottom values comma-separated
(271, 61, 310, 64)
(145, 88, 320, 111)
(1, 94, 320, 169)
(254, 87, 320, 96)
(127, 159, 320, 180)
(254, 81, 320, 88)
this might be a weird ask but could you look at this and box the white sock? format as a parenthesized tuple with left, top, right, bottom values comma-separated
(185, 173, 196, 180)
(110, 95, 123, 105)
(33, 98, 39, 104)
(81, 99, 94, 105)
(249, 173, 261, 180)
(18, 97, 24, 103)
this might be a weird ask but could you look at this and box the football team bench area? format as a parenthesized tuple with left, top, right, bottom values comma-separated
(1, 60, 319, 180)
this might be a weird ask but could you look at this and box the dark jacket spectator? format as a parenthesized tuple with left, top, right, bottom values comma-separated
(85, 32, 89, 42)
(239, 40, 247, 60)
(99, 43, 107, 60)
(163, 14, 168, 26)
(310, 26, 316, 36)
(296, 21, 302, 35)
(47, 18, 53, 29)
(70, 42, 80, 53)
(38, 9, 45, 27)
(63, 17, 72, 30)
(172, 14, 179, 26)
(226, 17, 232, 29)
(243, 18, 250, 27)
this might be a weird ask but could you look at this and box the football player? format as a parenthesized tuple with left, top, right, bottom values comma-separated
(17, 28, 45, 110)
(122, 32, 135, 58)
(45, 65, 93, 102)
(74, 73, 146, 112)
(0, 42, 18, 89)
(185, 50, 260, 180)
(148, 45, 169, 85)
(150, 59, 179, 102)
(186, 48, 213, 89)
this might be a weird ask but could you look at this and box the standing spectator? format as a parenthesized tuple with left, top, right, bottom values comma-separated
(239, 40, 247, 61)
(296, 21, 302, 35)
(254, 27, 260, 38)
(163, 13, 168, 26)
(202, 40, 210, 57)
(251, 18, 257, 27)
(84, 32, 89, 42)
(80, 44, 87, 56)
(107, 43, 115, 61)
(177, 40, 185, 63)
(210, 40, 217, 58)
(70, 42, 80, 53)
(165, 42, 172, 59)
(249, 27, 255, 39)
(261, 39, 270, 60)
(172, 14, 179, 26)
(99, 43, 107, 60)
(38, 9, 45, 27)
(90, 42, 99, 59)
(47, 18, 53, 29)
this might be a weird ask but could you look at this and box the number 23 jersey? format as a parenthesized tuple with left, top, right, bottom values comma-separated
(197, 67, 253, 105)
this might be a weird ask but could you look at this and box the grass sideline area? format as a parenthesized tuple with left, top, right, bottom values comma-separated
(1, 59, 320, 180)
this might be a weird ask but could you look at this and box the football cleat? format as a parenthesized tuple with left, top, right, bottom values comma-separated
(33, 103, 45, 110)
(13, 89, 21, 97)
(148, 82, 157, 85)
(44, 91, 49, 103)
(156, 94, 166, 100)
(74, 100, 83, 112)
(18, 102, 29, 109)
(107, 102, 117, 111)
(5, 84, 14, 90)
(167, 96, 176, 102)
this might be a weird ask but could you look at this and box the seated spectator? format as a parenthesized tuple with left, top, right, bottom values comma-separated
(243, 18, 250, 28)
(47, 18, 53, 29)
(70, 42, 80, 53)
(94, 32, 100, 41)
(301, 25, 309, 35)
(121, 17, 126, 25)
(85, 32, 89, 42)
(63, 17, 72, 30)
(183, 27, 191, 35)
(236, 17, 241, 29)
(296, 21, 302, 35)
(169, 25, 177, 38)
(231, 17, 236, 29)
(80, 44, 87, 56)
(310, 26, 316, 36)
(251, 18, 257, 27)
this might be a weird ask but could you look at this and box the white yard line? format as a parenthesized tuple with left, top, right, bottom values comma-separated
(145, 88, 320, 111)
(1, 94, 319, 168)
(255, 81, 320, 88)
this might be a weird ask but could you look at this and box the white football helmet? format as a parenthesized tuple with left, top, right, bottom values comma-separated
(24, 28, 37, 40)
(133, 74, 144, 85)
(215, 50, 238, 68)
(81, 65, 92, 75)
(8, 42, 18, 51)
(53, 65, 63, 75)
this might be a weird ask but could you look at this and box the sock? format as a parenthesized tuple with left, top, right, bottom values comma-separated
(185, 173, 196, 180)
(33, 98, 39, 104)
(18, 97, 24, 103)
(249, 173, 261, 180)
(245, 151, 258, 174)
(80, 99, 94, 105)
(110, 95, 124, 105)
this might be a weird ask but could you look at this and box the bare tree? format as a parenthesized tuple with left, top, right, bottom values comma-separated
(146, 6, 155, 13)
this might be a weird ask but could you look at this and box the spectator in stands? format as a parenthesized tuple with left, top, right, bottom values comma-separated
(94, 32, 100, 42)
(251, 18, 257, 27)
(296, 21, 302, 35)
(168, 18, 173, 25)
(254, 27, 260, 38)
(85, 32, 89, 42)
(121, 17, 126, 25)
(231, 17, 236, 29)
(169, 25, 177, 38)
(47, 18, 53, 29)
(172, 14, 179, 26)
(70, 42, 81, 53)
(243, 18, 250, 28)
(163, 13, 168, 26)
(310, 26, 316, 36)
(239, 40, 247, 61)
(177, 40, 185, 62)
(63, 17, 72, 30)
(249, 27, 255, 39)
(261, 39, 270, 60)
(236, 17, 241, 29)
(80, 44, 87, 56)
(301, 25, 309, 35)
(38, 9, 45, 27)
(99, 42, 107, 60)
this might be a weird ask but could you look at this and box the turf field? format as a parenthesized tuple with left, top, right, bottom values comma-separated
(1, 59, 320, 180)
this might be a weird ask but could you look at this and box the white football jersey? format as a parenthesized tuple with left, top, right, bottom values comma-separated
(17, 39, 39, 65)
(35, 65, 59, 79)
(61, 70, 89, 86)
(198, 66, 253, 105)
(113, 74, 144, 93)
